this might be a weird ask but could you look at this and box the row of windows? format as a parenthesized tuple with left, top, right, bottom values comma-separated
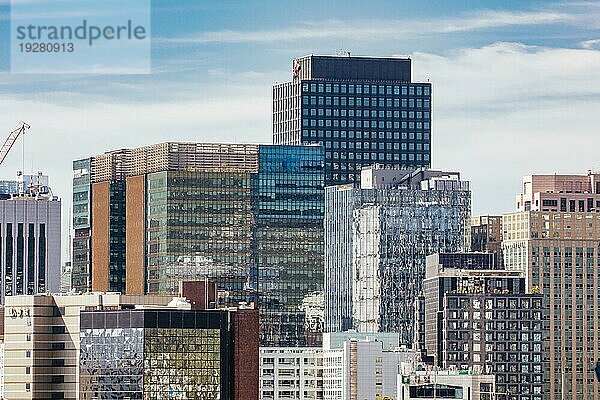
(302, 82, 430, 96)
(322, 152, 430, 163)
(318, 141, 429, 150)
(303, 130, 430, 140)
(303, 119, 430, 130)
(301, 111, 429, 124)
(301, 96, 430, 109)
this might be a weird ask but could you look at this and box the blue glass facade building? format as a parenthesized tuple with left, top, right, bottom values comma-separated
(254, 145, 324, 346)
(273, 55, 432, 186)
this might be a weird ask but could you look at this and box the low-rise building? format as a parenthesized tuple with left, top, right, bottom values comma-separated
(398, 369, 495, 400)
(4, 293, 171, 399)
(323, 332, 418, 400)
(4, 289, 258, 400)
(80, 307, 254, 399)
(259, 347, 324, 400)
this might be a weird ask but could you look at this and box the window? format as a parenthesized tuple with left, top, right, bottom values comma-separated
(52, 326, 66, 334)
(52, 359, 65, 367)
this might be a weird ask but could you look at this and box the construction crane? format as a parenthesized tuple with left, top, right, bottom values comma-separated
(0, 122, 29, 166)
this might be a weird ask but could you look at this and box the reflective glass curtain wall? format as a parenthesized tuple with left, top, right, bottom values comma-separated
(146, 170, 254, 302)
(254, 145, 324, 346)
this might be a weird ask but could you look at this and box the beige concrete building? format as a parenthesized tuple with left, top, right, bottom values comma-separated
(3, 293, 171, 400)
(516, 171, 600, 213)
(503, 172, 600, 400)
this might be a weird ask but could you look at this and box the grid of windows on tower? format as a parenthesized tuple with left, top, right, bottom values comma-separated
(274, 82, 431, 185)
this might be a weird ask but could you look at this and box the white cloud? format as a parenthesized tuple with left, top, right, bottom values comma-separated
(580, 38, 600, 49)
(411, 43, 600, 214)
(158, 10, 575, 45)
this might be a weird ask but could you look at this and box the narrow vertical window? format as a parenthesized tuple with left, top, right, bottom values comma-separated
(27, 224, 35, 295)
(38, 224, 46, 293)
(0, 224, 2, 299)
(5, 223, 12, 296)
(16, 223, 24, 294)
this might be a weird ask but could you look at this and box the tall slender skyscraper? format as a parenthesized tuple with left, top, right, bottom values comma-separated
(273, 54, 432, 186)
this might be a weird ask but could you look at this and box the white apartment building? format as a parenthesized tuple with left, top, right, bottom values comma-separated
(259, 347, 324, 400)
(260, 333, 419, 400)
(323, 332, 418, 400)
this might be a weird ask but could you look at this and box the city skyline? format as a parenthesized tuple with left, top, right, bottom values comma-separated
(0, 2, 598, 399)
(1, 1, 600, 260)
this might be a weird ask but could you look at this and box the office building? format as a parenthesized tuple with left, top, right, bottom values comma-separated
(325, 331, 403, 400)
(516, 171, 600, 212)
(80, 306, 258, 400)
(503, 171, 600, 399)
(422, 252, 525, 363)
(469, 215, 503, 267)
(322, 332, 399, 351)
(324, 166, 470, 343)
(300, 291, 325, 346)
(3, 293, 172, 399)
(0, 308, 4, 400)
(60, 261, 72, 293)
(253, 145, 324, 346)
(442, 292, 543, 399)
(273, 54, 432, 186)
(0, 172, 48, 198)
(73, 142, 323, 346)
(419, 252, 509, 360)
(422, 252, 543, 399)
(324, 336, 417, 400)
(71, 158, 92, 293)
(397, 369, 496, 400)
(4, 288, 258, 400)
(322, 332, 402, 400)
(0, 176, 60, 304)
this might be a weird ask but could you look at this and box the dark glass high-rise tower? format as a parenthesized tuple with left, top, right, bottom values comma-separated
(273, 54, 432, 186)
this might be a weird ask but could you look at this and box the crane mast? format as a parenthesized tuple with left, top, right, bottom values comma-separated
(0, 122, 29, 166)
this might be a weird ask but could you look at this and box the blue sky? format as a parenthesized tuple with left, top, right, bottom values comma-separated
(0, 0, 599, 260)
